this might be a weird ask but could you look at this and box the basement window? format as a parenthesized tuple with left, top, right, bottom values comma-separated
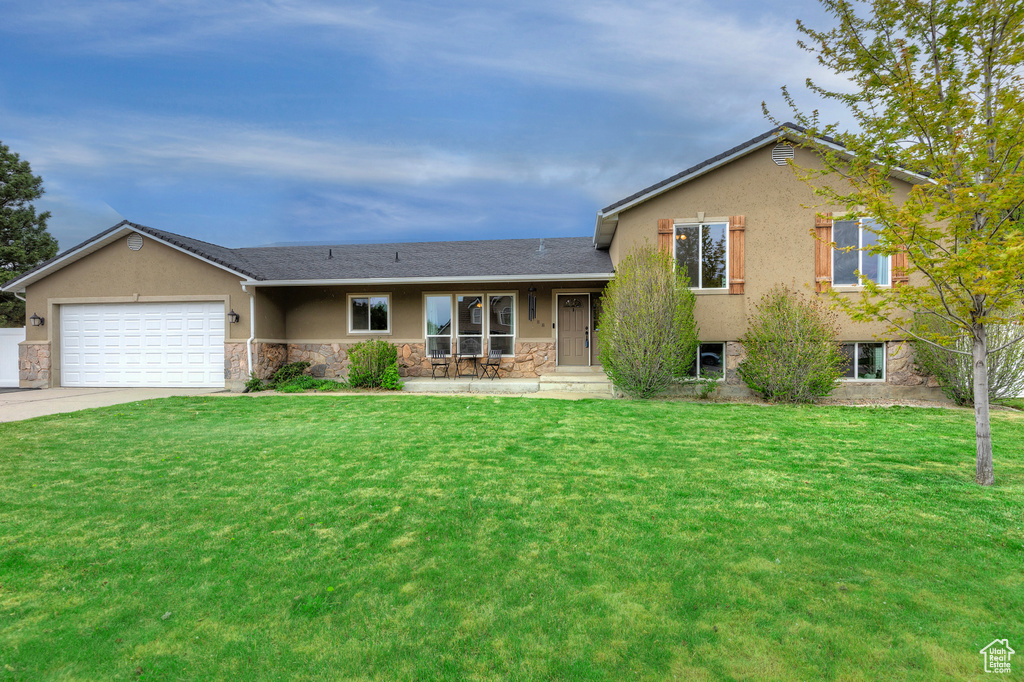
(685, 343, 725, 379)
(840, 342, 885, 381)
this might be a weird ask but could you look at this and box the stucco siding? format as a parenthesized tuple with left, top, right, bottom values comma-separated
(24, 233, 249, 343)
(608, 144, 913, 341)
(257, 281, 607, 344)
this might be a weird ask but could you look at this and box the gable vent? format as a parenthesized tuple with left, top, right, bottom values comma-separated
(771, 144, 795, 165)
(127, 233, 144, 251)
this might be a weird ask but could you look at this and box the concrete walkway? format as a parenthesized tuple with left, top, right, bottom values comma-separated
(0, 371, 617, 423)
(0, 387, 226, 423)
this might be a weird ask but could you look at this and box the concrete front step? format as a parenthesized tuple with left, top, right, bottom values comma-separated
(403, 377, 540, 394)
(552, 365, 607, 374)
(538, 373, 613, 395)
(402, 373, 613, 397)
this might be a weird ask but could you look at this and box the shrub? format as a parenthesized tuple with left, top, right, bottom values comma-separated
(275, 375, 348, 393)
(738, 285, 844, 403)
(912, 316, 1024, 405)
(244, 372, 266, 392)
(597, 244, 698, 398)
(347, 340, 403, 390)
(267, 361, 310, 389)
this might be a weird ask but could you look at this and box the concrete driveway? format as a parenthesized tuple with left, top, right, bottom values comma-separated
(0, 387, 228, 423)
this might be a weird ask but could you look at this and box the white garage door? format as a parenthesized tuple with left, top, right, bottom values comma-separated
(61, 302, 225, 388)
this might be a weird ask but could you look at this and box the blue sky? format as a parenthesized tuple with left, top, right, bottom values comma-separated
(0, 0, 842, 250)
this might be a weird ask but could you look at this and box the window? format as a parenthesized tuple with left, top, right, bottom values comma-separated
(349, 295, 389, 333)
(841, 342, 885, 380)
(833, 218, 890, 286)
(675, 222, 728, 289)
(488, 294, 514, 355)
(426, 292, 516, 356)
(456, 295, 483, 355)
(425, 295, 452, 354)
(686, 343, 725, 379)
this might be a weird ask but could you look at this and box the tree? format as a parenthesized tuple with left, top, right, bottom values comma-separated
(912, 316, 1024, 405)
(1, 142, 58, 327)
(597, 244, 698, 399)
(767, 0, 1024, 485)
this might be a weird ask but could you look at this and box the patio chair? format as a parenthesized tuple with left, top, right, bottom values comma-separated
(480, 348, 503, 379)
(429, 348, 450, 379)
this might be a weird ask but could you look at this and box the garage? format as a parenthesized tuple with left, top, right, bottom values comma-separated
(60, 302, 226, 388)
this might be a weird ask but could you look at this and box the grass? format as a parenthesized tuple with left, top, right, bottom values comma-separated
(1, 395, 1023, 680)
(996, 397, 1024, 411)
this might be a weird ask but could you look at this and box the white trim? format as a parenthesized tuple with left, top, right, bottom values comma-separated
(242, 272, 613, 287)
(673, 221, 729, 290)
(454, 293, 485, 356)
(423, 293, 453, 355)
(0, 223, 252, 292)
(831, 217, 892, 288)
(840, 341, 887, 382)
(486, 292, 517, 356)
(600, 144, 761, 224)
(688, 342, 726, 381)
(242, 284, 255, 379)
(554, 292, 592, 366)
(592, 127, 932, 247)
(347, 293, 392, 334)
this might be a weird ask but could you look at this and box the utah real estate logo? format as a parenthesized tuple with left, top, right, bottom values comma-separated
(980, 639, 1015, 674)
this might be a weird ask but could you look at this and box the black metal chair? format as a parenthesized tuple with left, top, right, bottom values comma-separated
(480, 348, 503, 379)
(429, 348, 450, 379)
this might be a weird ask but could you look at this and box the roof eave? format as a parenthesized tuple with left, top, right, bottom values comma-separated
(242, 272, 616, 287)
(0, 221, 256, 292)
(591, 125, 932, 249)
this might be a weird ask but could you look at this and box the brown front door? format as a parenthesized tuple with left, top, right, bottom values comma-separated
(557, 294, 589, 366)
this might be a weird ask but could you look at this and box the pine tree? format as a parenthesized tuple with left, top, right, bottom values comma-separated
(1, 141, 58, 326)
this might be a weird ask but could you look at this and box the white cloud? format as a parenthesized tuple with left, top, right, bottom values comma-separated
(4, 109, 618, 198)
(4, 0, 841, 105)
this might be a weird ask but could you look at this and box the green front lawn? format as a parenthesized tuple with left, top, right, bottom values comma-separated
(1, 396, 1022, 680)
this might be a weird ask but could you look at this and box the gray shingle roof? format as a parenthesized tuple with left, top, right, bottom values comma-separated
(235, 237, 612, 281)
(600, 124, 804, 214)
(2, 221, 611, 290)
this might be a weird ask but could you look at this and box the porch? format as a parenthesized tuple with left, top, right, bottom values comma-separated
(402, 366, 613, 398)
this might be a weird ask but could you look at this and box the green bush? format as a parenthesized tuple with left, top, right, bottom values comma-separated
(912, 316, 1024, 406)
(244, 372, 267, 392)
(267, 361, 311, 389)
(275, 375, 348, 393)
(738, 285, 844, 403)
(380, 364, 403, 390)
(597, 244, 699, 398)
(347, 340, 403, 390)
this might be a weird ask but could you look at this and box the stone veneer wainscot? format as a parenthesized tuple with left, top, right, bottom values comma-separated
(18, 342, 51, 388)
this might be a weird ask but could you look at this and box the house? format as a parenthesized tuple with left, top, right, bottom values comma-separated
(0, 124, 941, 398)
(2, 225, 613, 390)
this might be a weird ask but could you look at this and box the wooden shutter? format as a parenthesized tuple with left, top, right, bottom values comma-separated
(728, 215, 745, 294)
(814, 213, 833, 293)
(658, 219, 673, 255)
(892, 243, 910, 287)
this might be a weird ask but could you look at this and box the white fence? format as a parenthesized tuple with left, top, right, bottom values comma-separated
(0, 328, 26, 387)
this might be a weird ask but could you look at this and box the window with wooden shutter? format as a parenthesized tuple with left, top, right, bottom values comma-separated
(658, 219, 673, 255)
(728, 215, 745, 294)
(814, 213, 833, 292)
(892, 244, 909, 286)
